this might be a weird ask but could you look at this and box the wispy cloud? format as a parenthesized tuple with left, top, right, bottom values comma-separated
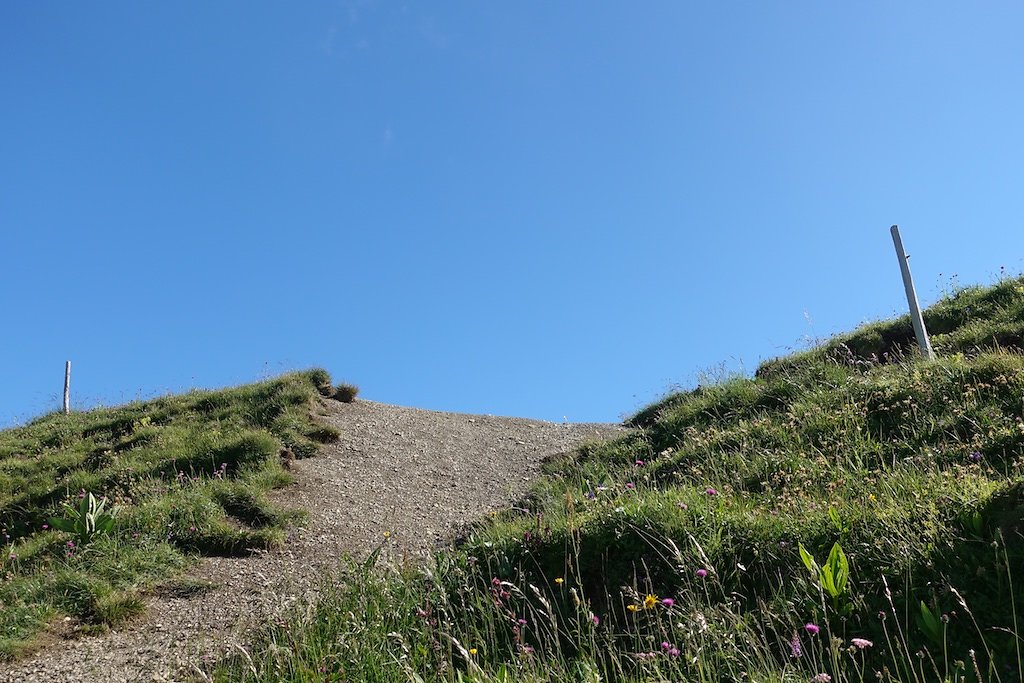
(418, 16, 448, 49)
(322, 25, 338, 56)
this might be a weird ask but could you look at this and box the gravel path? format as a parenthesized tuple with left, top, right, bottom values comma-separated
(0, 399, 624, 682)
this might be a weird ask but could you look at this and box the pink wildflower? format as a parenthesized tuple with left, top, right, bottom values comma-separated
(851, 638, 873, 649)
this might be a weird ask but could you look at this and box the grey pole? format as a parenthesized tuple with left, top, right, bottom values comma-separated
(890, 225, 935, 360)
(63, 361, 71, 414)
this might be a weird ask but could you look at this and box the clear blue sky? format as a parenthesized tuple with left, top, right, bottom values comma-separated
(3, 2, 1023, 426)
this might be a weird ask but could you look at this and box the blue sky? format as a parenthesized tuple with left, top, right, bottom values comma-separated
(3, 2, 1023, 426)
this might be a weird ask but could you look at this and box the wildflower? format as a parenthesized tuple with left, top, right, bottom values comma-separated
(813, 674, 832, 683)
(969, 451, 982, 463)
(851, 638, 873, 649)
(591, 614, 599, 625)
(554, 577, 564, 585)
(625, 482, 636, 490)
(635, 459, 644, 466)
(676, 501, 688, 509)
(585, 491, 597, 500)
(521, 645, 534, 654)
(789, 634, 802, 658)
(643, 594, 658, 609)
(661, 598, 674, 607)
(805, 623, 820, 635)
(661, 641, 671, 650)
(42, 524, 48, 530)
(696, 568, 708, 578)
(517, 618, 527, 626)
(8, 553, 16, 560)
(627, 604, 639, 612)
(668, 647, 680, 657)
(468, 648, 477, 656)
(78, 489, 87, 499)
(705, 487, 718, 496)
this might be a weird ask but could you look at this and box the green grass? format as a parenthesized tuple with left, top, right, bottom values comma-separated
(0, 369, 340, 659)
(210, 276, 1024, 683)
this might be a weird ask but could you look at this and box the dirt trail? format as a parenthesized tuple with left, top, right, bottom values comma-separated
(0, 399, 624, 682)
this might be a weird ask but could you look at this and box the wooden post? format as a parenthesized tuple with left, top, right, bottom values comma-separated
(890, 225, 935, 360)
(63, 361, 71, 414)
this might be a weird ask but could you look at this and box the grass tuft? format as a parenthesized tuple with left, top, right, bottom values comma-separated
(332, 384, 359, 403)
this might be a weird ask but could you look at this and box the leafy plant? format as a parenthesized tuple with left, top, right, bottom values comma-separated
(828, 506, 851, 539)
(799, 541, 851, 613)
(917, 600, 945, 648)
(48, 492, 119, 546)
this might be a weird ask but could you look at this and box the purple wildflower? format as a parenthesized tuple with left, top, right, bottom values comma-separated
(969, 451, 982, 463)
(661, 598, 674, 607)
(789, 634, 802, 658)
(851, 638, 873, 649)
(705, 487, 718, 496)
(805, 623, 820, 635)
(813, 675, 832, 683)
(625, 482, 636, 490)
(696, 568, 708, 578)
(668, 647, 680, 657)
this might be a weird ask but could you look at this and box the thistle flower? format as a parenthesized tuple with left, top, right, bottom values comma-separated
(696, 568, 708, 578)
(805, 623, 820, 635)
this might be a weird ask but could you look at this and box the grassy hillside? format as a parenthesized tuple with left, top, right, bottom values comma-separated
(0, 369, 345, 659)
(213, 277, 1024, 683)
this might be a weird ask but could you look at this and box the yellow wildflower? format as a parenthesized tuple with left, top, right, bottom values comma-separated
(627, 604, 639, 612)
(469, 648, 478, 656)
(643, 594, 658, 609)
(555, 577, 564, 585)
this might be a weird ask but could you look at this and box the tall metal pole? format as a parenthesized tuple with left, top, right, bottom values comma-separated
(890, 225, 935, 360)
(63, 361, 71, 414)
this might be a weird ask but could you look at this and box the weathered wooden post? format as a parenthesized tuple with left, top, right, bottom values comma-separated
(890, 225, 935, 360)
(63, 361, 71, 414)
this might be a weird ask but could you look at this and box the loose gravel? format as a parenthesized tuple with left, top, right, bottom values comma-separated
(0, 399, 624, 683)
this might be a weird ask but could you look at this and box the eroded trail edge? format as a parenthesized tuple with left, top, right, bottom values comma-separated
(1, 400, 624, 683)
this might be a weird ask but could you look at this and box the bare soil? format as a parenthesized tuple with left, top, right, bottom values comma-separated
(0, 399, 624, 682)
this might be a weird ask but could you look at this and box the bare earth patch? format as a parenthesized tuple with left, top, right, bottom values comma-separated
(0, 400, 624, 682)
